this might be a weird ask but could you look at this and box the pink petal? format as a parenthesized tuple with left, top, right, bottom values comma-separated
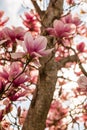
(0, 69, 9, 80)
(46, 28, 56, 36)
(64, 24, 76, 34)
(3, 27, 15, 40)
(34, 36, 47, 51)
(53, 20, 64, 36)
(0, 40, 7, 45)
(38, 48, 54, 56)
(31, 52, 42, 57)
(24, 32, 34, 53)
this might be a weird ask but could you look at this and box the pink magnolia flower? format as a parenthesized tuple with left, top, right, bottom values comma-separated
(11, 32, 53, 59)
(0, 27, 26, 49)
(2, 27, 25, 42)
(23, 32, 53, 58)
(9, 63, 28, 86)
(47, 19, 76, 38)
(21, 10, 41, 35)
(61, 14, 87, 37)
(61, 14, 81, 26)
(0, 62, 28, 86)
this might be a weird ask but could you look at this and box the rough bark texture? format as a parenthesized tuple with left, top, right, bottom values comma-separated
(22, 0, 64, 130)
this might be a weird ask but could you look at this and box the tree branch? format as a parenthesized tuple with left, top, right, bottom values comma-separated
(57, 54, 87, 76)
(31, 0, 44, 16)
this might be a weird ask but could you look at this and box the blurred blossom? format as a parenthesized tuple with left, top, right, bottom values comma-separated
(46, 100, 68, 129)
(77, 75, 87, 88)
(19, 109, 28, 125)
(21, 10, 41, 35)
(1, 120, 13, 130)
(0, 26, 26, 47)
(66, 0, 75, 5)
(77, 75, 87, 95)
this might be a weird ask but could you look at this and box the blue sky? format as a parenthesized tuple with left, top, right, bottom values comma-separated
(0, 0, 50, 27)
(0, 0, 33, 27)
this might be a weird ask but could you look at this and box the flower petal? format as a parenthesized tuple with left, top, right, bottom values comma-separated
(46, 28, 56, 36)
(34, 36, 47, 51)
(0, 40, 7, 45)
(24, 32, 34, 53)
(53, 20, 64, 36)
(38, 48, 54, 56)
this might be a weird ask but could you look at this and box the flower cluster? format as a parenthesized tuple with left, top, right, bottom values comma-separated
(46, 100, 68, 130)
(0, 62, 29, 101)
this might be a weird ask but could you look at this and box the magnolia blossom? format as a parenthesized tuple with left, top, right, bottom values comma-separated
(0, 27, 26, 51)
(0, 27, 26, 45)
(4, 26, 26, 41)
(47, 19, 76, 38)
(61, 14, 82, 26)
(0, 62, 30, 101)
(47, 14, 83, 39)
(23, 32, 53, 57)
(11, 32, 53, 59)
(21, 10, 41, 35)
(0, 62, 28, 86)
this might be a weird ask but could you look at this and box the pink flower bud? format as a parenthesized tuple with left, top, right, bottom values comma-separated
(76, 42, 85, 52)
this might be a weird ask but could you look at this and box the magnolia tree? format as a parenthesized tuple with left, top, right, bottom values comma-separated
(0, 0, 87, 130)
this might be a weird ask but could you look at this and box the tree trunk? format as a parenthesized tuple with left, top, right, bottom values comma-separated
(22, 0, 64, 130)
